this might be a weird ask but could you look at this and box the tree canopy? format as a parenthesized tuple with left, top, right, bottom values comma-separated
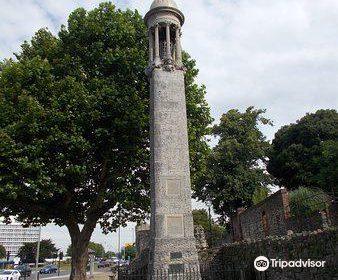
(120, 244, 136, 260)
(252, 186, 269, 205)
(17, 239, 58, 263)
(267, 109, 338, 192)
(195, 107, 272, 220)
(0, 3, 212, 280)
(104, 251, 116, 258)
(67, 241, 104, 257)
(192, 209, 226, 247)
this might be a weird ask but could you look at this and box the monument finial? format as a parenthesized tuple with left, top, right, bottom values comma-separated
(150, 0, 179, 10)
(145, 0, 185, 26)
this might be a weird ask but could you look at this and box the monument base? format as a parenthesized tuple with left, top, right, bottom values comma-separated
(148, 237, 201, 279)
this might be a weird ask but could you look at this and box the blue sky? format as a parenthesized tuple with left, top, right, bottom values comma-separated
(1, 0, 338, 252)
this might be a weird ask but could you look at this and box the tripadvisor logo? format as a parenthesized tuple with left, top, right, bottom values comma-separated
(254, 256, 270, 271)
(254, 256, 326, 271)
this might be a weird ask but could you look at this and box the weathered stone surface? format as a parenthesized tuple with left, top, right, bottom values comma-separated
(131, 223, 208, 273)
(148, 69, 200, 275)
(145, 1, 200, 277)
(200, 228, 338, 280)
(230, 189, 337, 243)
(194, 226, 207, 250)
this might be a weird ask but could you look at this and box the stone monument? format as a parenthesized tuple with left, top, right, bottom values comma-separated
(144, 0, 200, 277)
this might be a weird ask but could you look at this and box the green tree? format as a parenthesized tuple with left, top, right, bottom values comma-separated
(0, 245, 6, 259)
(268, 109, 338, 192)
(17, 239, 58, 263)
(66, 245, 72, 257)
(252, 186, 269, 205)
(192, 209, 226, 247)
(0, 3, 212, 280)
(88, 242, 105, 257)
(120, 244, 136, 260)
(104, 251, 116, 258)
(67, 241, 104, 257)
(195, 107, 272, 221)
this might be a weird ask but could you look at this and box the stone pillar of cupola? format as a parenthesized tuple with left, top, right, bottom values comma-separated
(148, 29, 154, 64)
(175, 25, 183, 67)
(153, 24, 161, 66)
(165, 22, 172, 60)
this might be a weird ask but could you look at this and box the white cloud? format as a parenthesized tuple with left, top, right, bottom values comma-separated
(1, 0, 338, 251)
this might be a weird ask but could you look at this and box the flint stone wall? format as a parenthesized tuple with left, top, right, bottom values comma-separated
(286, 210, 330, 233)
(233, 190, 289, 241)
(231, 190, 337, 242)
(201, 228, 338, 280)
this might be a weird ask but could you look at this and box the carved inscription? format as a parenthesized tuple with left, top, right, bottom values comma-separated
(167, 215, 184, 237)
(166, 179, 181, 195)
(168, 264, 184, 274)
(170, 252, 183, 260)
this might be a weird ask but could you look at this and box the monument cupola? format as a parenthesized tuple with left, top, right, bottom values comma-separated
(144, 0, 185, 73)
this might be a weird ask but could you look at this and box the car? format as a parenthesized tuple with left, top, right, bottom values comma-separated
(14, 265, 31, 277)
(120, 261, 129, 267)
(0, 270, 21, 280)
(39, 264, 58, 274)
(108, 258, 119, 264)
(97, 261, 110, 268)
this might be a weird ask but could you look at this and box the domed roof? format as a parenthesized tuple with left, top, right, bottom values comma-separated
(145, 0, 184, 26)
(150, 0, 179, 10)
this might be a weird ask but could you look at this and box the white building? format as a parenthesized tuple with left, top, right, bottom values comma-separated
(0, 223, 40, 258)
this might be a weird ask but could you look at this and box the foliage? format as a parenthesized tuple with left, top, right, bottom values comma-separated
(195, 107, 272, 220)
(184, 54, 214, 189)
(119, 244, 136, 260)
(0, 2, 212, 279)
(103, 251, 116, 258)
(192, 209, 226, 247)
(252, 186, 270, 205)
(67, 241, 104, 257)
(17, 239, 58, 263)
(66, 245, 72, 257)
(268, 109, 338, 192)
(88, 242, 105, 257)
(0, 245, 6, 259)
(288, 186, 330, 216)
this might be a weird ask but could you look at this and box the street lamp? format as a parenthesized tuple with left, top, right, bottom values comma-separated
(205, 199, 213, 248)
(35, 225, 42, 280)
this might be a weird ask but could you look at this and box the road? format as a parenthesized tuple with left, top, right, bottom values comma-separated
(21, 267, 109, 280)
(20, 270, 71, 280)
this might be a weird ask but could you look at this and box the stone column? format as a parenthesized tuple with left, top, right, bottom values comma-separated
(89, 254, 94, 278)
(149, 28, 154, 64)
(145, 1, 200, 279)
(175, 26, 182, 66)
(166, 23, 172, 60)
(154, 24, 161, 65)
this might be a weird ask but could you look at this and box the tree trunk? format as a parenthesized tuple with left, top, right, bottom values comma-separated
(67, 220, 96, 280)
(69, 241, 89, 280)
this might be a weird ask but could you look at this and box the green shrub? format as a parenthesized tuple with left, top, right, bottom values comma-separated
(288, 186, 330, 215)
